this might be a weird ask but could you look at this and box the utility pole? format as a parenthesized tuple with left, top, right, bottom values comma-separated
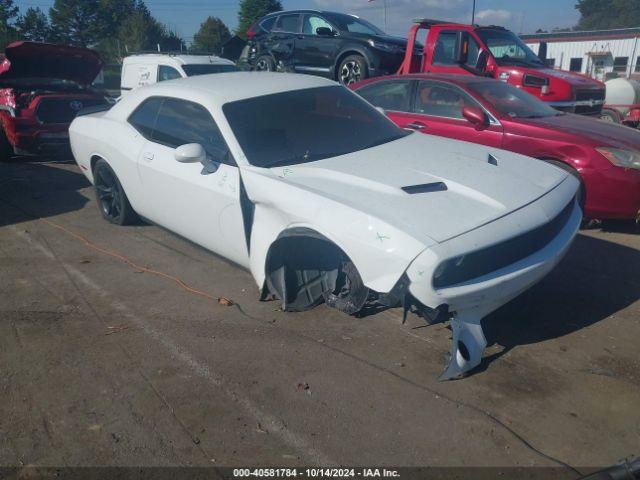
(471, 0, 476, 24)
(383, 0, 387, 33)
(369, 0, 388, 32)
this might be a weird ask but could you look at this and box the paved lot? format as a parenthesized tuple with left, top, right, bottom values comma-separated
(1, 160, 639, 474)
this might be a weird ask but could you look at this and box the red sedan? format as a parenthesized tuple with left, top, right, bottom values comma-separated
(350, 74, 640, 221)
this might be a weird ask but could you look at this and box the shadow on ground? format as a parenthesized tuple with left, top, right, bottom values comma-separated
(479, 232, 640, 371)
(0, 160, 90, 227)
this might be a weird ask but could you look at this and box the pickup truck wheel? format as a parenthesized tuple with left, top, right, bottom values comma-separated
(93, 159, 137, 225)
(600, 109, 621, 123)
(0, 128, 12, 162)
(323, 259, 369, 315)
(338, 55, 368, 85)
(255, 55, 275, 72)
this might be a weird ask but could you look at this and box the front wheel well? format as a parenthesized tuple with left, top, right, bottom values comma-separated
(90, 155, 104, 173)
(262, 228, 368, 314)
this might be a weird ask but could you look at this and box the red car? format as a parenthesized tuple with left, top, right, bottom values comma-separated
(351, 74, 640, 221)
(0, 41, 108, 161)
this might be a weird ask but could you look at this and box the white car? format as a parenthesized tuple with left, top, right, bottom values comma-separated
(120, 53, 238, 95)
(69, 72, 581, 380)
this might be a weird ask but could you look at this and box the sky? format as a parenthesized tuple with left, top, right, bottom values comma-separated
(17, 0, 582, 44)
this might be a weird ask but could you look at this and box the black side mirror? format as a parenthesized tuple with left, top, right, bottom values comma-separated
(476, 50, 489, 71)
(538, 42, 548, 63)
(454, 30, 469, 64)
(316, 27, 335, 36)
(200, 158, 220, 175)
(200, 145, 228, 175)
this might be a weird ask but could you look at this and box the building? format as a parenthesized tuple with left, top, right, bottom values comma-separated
(521, 28, 640, 81)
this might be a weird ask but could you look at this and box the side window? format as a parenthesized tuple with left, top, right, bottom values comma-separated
(414, 82, 477, 120)
(466, 37, 481, 68)
(128, 97, 163, 138)
(152, 98, 233, 164)
(274, 14, 300, 33)
(260, 16, 276, 32)
(158, 65, 182, 82)
(433, 32, 458, 65)
(357, 80, 413, 112)
(303, 15, 334, 35)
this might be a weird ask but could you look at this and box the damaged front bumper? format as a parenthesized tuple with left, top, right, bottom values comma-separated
(403, 182, 582, 380)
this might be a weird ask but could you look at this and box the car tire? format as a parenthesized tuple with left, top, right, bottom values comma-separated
(599, 109, 621, 123)
(254, 55, 275, 72)
(323, 259, 369, 315)
(0, 128, 12, 162)
(93, 159, 138, 225)
(541, 159, 586, 212)
(338, 55, 368, 86)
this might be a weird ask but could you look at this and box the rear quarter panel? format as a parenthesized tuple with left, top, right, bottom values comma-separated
(69, 113, 146, 211)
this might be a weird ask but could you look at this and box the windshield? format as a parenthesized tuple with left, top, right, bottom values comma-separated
(324, 13, 385, 35)
(470, 81, 561, 118)
(182, 64, 239, 76)
(223, 86, 407, 168)
(476, 28, 544, 67)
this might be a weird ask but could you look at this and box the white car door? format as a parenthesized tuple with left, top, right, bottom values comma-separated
(129, 96, 249, 267)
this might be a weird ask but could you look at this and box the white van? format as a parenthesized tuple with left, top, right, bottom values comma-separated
(120, 53, 238, 95)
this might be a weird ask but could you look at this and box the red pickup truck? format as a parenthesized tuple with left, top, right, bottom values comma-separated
(398, 19, 605, 116)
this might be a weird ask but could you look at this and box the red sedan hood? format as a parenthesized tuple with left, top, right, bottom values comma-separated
(518, 113, 640, 150)
(0, 41, 103, 86)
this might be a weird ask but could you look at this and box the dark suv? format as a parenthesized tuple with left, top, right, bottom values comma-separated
(245, 10, 408, 85)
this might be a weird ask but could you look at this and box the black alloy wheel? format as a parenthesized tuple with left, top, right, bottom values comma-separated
(93, 159, 137, 225)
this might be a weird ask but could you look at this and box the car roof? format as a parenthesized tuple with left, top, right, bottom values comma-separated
(123, 54, 234, 66)
(261, 10, 360, 18)
(356, 73, 498, 89)
(137, 72, 337, 104)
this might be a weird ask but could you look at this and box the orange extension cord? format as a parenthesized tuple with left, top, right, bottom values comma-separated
(37, 217, 227, 304)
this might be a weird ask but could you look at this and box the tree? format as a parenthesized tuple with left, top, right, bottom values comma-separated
(0, 0, 18, 48)
(115, 3, 184, 55)
(16, 7, 50, 42)
(49, 0, 106, 46)
(576, 0, 640, 30)
(193, 16, 230, 53)
(0, 0, 18, 28)
(236, 0, 281, 39)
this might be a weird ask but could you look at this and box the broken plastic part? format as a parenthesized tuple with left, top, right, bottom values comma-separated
(263, 229, 341, 312)
(323, 260, 369, 315)
(439, 313, 487, 381)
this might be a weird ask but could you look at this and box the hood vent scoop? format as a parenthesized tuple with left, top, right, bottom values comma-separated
(402, 182, 448, 194)
(488, 154, 498, 166)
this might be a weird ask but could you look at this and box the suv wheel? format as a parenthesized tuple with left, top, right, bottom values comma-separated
(338, 55, 368, 85)
(255, 55, 275, 72)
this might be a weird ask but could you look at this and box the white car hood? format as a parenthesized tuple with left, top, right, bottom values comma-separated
(265, 133, 569, 244)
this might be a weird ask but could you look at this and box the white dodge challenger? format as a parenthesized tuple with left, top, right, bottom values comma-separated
(69, 72, 582, 380)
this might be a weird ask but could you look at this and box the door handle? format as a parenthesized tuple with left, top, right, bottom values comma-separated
(142, 152, 154, 161)
(406, 122, 427, 130)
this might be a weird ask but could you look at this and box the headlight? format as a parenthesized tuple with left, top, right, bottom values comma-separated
(596, 147, 640, 170)
(367, 39, 403, 53)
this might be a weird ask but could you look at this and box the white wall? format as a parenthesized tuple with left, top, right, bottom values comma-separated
(526, 37, 640, 80)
